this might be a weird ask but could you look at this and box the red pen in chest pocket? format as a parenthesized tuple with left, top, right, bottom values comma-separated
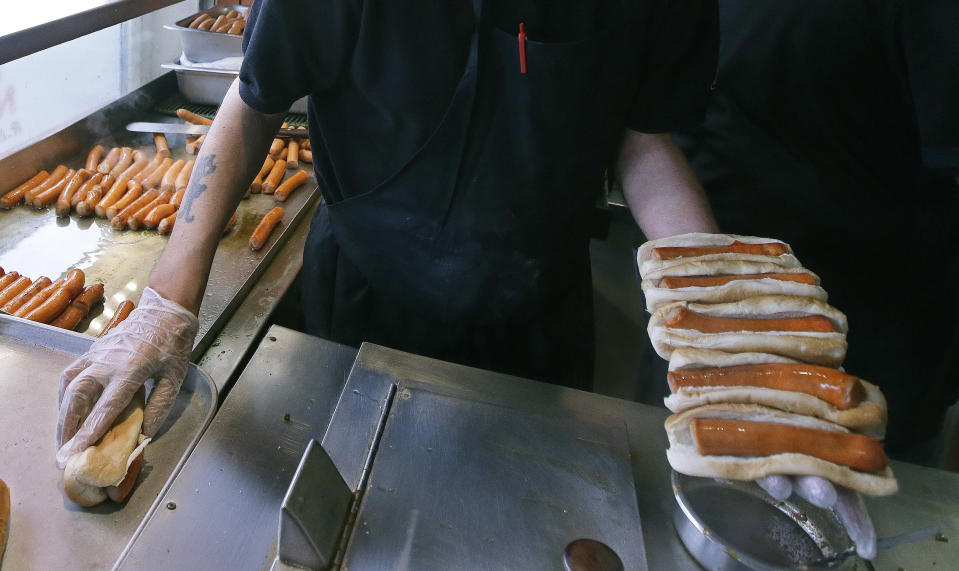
(518, 22, 528, 74)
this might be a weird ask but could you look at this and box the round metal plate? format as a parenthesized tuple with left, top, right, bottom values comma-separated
(671, 471, 867, 570)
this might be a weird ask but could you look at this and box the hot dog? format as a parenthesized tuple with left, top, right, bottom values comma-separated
(227, 19, 245, 34)
(127, 190, 172, 230)
(24, 165, 69, 203)
(175, 159, 194, 193)
(142, 158, 174, 190)
(132, 153, 164, 185)
(105, 181, 143, 219)
(0, 275, 32, 306)
(640, 260, 827, 312)
(85, 145, 104, 171)
(23, 269, 84, 323)
(1, 170, 49, 209)
(262, 159, 287, 194)
(160, 159, 186, 193)
(0, 272, 19, 298)
(63, 387, 147, 507)
(111, 188, 159, 229)
(274, 170, 308, 202)
(250, 156, 275, 193)
(98, 300, 135, 337)
(49, 283, 104, 330)
(153, 133, 170, 158)
(185, 135, 206, 155)
(97, 147, 121, 174)
(31, 168, 76, 209)
(157, 211, 178, 235)
(250, 206, 284, 250)
(76, 186, 104, 217)
(98, 151, 150, 215)
(13, 278, 62, 317)
(286, 140, 299, 169)
(71, 173, 105, 209)
(298, 148, 312, 164)
(56, 170, 95, 216)
(108, 147, 135, 178)
(269, 138, 286, 158)
(665, 348, 887, 436)
(143, 203, 177, 229)
(224, 211, 238, 235)
(638, 233, 802, 278)
(665, 403, 897, 496)
(648, 296, 848, 366)
(188, 13, 212, 29)
(2, 276, 51, 313)
(176, 108, 213, 126)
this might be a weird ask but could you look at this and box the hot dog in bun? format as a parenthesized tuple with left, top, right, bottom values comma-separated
(665, 348, 887, 437)
(648, 295, 848, 366)
(665, 403, 897, 496)
(62, 388, 148, 507)
(637, 233, 801, 278)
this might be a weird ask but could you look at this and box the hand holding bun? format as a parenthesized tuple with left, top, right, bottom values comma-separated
(63, 389, 147, 507)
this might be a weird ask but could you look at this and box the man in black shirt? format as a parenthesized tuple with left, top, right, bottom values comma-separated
(674, 0, 959, 459)
(57, 1, 720, 460)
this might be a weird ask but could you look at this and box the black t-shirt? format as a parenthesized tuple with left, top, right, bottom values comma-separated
(674, 0, 959, 450)
(238, 0, 718, 203)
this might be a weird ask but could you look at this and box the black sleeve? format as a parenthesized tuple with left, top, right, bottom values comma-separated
(239, 0, 360, 114)
(899, 0, 959, 168)
(626, 0, 719, 134)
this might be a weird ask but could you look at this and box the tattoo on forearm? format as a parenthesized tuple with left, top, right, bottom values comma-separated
(180, 154, 217, 223)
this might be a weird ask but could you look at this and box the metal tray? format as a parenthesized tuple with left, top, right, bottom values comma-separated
(0, 75, 318, 360)
(0, 314, 217, 570)
(164, 5, 247, 63)
(162, 59, 308, 113)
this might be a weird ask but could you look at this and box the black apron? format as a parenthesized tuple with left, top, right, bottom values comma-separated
(300, 1, 625, 389)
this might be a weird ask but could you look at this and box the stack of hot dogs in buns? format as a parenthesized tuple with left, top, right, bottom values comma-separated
(638, 233, 896, 559)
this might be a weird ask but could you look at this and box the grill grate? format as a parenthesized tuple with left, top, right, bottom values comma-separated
(155, 95, 308, 127)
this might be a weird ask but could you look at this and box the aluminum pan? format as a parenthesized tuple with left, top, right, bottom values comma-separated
(0, 314, 217, 570)
(164, 5, 246, 63)
(162, 60, 309, 113)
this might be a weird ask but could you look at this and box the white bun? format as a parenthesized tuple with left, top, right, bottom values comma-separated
(648, 296, 848, 366)
(637, 233, 801, 278)
(63, 389, 145, 507)
(665, 403, 897, 496)
(664, 348, 887, 437)
(642, 263, 826, 313)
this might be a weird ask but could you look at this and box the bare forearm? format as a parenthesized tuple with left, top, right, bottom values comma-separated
(617, 129, 718, 239)
(149, 80, 285, 313)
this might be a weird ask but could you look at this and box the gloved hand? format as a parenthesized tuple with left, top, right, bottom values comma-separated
(756, 475, 876, 560)
(56, 287, 198, 468)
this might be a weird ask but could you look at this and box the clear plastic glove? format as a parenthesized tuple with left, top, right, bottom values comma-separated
(757, 475, 876, 559)
(56, 287, 198, 468)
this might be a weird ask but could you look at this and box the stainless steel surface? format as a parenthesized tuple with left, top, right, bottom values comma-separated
(117, 332, 959, 569)
(162, 60, 309, 113)
(277, 440, 352, 570)
(0, 0, 183, 66)
(126, 122, 309, 138)
(195, 207, 314, 396)
(672, 472, 861, 570)
(115, 327, 359, 570)
(0, 74, 320, 356)
(340, 386, 644, 570)
(0, 314, 216, 570)
(164, 5, 246, 63)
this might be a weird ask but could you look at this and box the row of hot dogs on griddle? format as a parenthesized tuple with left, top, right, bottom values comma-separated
(637, 233, 896, 496)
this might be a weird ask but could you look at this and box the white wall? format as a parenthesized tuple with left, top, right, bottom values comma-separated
(0, 1, 199, 160)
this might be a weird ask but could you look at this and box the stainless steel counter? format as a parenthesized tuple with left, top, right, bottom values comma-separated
(117, 327, 959, 570)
